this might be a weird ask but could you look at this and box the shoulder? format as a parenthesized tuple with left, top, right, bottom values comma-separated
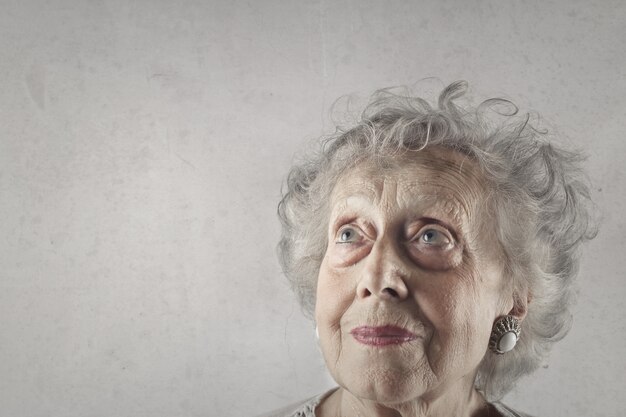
(492, 401, 537, 417)
(256, 388, 338, 417)
(257, 392, 535, 417)
(255, 396, 317, 417)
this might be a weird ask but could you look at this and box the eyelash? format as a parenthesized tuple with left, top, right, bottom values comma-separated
(336, 226, 361, 244)
(414, 227, 453, 247)
(334, 224, 454, 246)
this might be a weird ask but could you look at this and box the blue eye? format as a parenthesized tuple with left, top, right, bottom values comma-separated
(337, 227, 360, 243)
(419, 228, 451, 246)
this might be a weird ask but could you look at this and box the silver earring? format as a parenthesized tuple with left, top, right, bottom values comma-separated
(489, 315, 521, 354)
(315, 325, 319, 340)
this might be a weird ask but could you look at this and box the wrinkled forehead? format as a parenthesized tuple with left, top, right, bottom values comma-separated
(329, 147, 488, 218)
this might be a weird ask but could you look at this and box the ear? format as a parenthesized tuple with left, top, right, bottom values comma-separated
(507, 290, 531, 321)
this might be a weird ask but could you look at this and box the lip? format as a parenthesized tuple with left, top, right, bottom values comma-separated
(350, 325, 418, 346)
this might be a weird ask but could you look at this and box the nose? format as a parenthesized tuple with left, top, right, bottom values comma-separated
(356, 239, 409, 302)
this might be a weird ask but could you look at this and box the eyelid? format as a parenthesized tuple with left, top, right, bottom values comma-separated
(334, 224, 364, 243)
(411, 224, 456, 246)
(334, 217, 377, 239)
(331, 214, 357, 234)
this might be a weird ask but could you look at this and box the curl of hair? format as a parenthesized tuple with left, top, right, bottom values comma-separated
(277, 81, 597, 400)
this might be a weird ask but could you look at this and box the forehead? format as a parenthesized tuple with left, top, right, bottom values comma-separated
(330, 147, 487, 218)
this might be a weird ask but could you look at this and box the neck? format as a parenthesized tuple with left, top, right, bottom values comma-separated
(328, 380, 492, 417)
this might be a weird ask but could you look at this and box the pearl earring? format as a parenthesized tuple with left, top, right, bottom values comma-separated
(315, 325, 319, 340)
(489, 315, 521, 354)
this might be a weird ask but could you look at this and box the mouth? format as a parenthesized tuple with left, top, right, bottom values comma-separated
(350, 325, 418, 346)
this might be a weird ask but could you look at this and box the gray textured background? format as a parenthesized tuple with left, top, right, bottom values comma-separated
(0, 1, 624, 416)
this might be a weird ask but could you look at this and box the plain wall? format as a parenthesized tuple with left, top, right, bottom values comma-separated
(1, 0, 624, 416)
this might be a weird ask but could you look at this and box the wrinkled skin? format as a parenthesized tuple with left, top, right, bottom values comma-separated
(315, 147, 527, 417)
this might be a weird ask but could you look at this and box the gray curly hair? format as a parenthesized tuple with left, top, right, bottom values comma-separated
(277, 81, 597, 400)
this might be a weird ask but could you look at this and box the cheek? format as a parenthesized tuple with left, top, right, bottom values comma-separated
(315, 258, 358, 371)
(315, 258, 355, 330)
(329, 241, 371, 267)
(417, 274, 495, 352)
(416, 284, 465, 335)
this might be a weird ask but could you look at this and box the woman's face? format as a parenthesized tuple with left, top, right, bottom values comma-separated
(315, 148, 515, 404)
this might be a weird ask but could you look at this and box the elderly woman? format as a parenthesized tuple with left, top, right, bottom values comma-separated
(264, 81, 595, 417)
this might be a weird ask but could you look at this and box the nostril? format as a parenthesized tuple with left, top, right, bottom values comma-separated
(383, 287, 399, 298)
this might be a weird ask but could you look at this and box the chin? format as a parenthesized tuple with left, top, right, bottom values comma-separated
(341, 366, 426, 404)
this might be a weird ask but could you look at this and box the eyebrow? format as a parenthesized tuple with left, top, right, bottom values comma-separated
(329, 192, 468, 228)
